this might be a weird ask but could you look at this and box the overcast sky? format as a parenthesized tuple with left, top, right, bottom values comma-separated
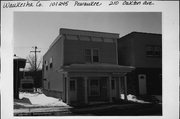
(14, 12, 161, 61)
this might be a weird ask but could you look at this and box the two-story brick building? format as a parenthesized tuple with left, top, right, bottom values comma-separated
(43, 28, 134, 105)
(118, 32, 162, 96)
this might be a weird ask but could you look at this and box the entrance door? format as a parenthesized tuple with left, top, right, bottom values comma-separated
(138, 74, 147, 95)
(89, 79, 100, 96)
(69, 79, 77, 102)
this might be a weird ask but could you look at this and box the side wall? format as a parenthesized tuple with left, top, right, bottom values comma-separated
(132, 33, 162, 68)
(118, 32, 162, 95)
(127, 68, 162, 95)
(43, 36, 64, 98)
(117, 35, 134, 66)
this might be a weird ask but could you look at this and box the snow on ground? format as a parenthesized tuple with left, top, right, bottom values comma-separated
(19, 92, 68, 107)
(120, 94, 150, 103)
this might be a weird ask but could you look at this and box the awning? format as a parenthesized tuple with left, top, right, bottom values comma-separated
(60, 63, 135, 73)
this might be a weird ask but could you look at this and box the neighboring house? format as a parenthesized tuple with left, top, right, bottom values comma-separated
(20, 76, 34, 92)
(43, 28, 134, 105)
(14, 56, 26, 99)
(117, 32, 162, 96)
(22, 70, 43, 89)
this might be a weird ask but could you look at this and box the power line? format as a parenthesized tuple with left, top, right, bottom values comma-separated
(30, 46, 41, 71)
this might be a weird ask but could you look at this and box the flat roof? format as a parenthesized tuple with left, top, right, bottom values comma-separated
(60, 28, 119, 39)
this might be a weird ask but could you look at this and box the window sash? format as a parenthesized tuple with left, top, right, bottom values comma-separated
(146, 45, 161, 57)
(84, 49, 99, 63)
(70, 80, 76, 91)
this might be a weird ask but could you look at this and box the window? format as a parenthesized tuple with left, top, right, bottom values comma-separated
(84, 48, 99, 63)
(89, 79, 100, 96)
(45, 60, 48, 70)
(154, 46, 161, 56)
(70, 80, 76, 91)
(50, 57, 53, 68)
(146, 45, 161, 57)
(93, 49, 99, 62)
(111, 79, 115, 90)
(85, 49, 92, 63)
(146, 46, 154, 56)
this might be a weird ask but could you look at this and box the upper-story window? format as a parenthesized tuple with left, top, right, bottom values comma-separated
(50, 57, 53, 68)
(85, 48, 99, 63)
(93, 49, 99, 62)
(44, 60, 48, 71)
(146, 45, 161, 57)
(85, 49, 91, 63)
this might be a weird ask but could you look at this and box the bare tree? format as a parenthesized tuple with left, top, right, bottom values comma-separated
(26, 54, 42, 71)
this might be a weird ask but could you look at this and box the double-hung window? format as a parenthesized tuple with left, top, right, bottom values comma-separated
(93, 49, 99, 63)
(146, 45, 161, 57)
(85, 49, 92, 63)
(85, 48, 99, 63)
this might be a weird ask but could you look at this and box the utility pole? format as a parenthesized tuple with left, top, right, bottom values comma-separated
(30, 46, 41, 71)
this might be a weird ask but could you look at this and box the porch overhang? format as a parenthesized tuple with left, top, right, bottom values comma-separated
(60, 63, 135, 74)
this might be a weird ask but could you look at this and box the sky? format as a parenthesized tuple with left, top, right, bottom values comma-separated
(14, 12, 162, 68)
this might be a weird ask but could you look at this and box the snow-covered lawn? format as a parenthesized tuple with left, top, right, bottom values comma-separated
(120, 94, 150, 103)
(15, 92, 69, 108)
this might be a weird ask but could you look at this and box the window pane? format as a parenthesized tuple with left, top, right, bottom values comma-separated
(90, 80, 98, 86)
(93, 56, 99, 62)
(90, 80, 99, 96)
(154, 46, 161, 56)
(93, 49, 99, 56)
(50, 63, 53, 68)
(70, 80, 75, 91)
(93, 49, 99, 62)
(85, 49, 91, 56)
(85, 49, 91, 63)
(146, 46, 154, 56)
